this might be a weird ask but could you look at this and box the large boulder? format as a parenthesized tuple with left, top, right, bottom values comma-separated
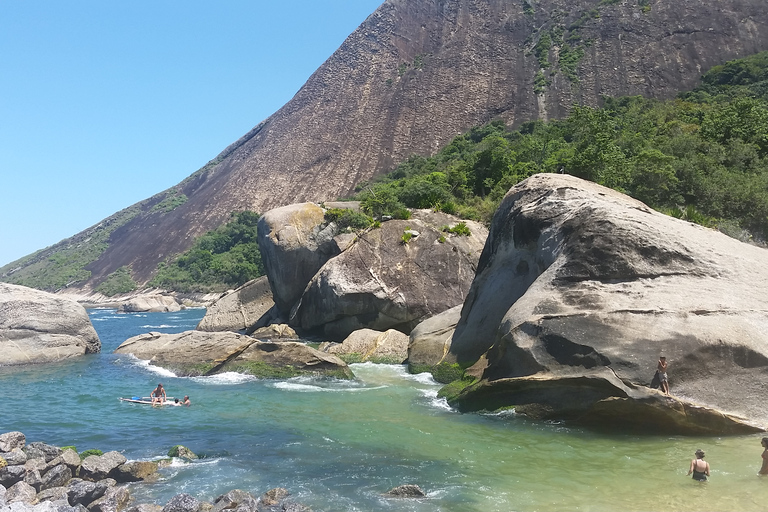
(291, 210, 487, 340)
(115, 331, 254, 376)
(196, 277, 274, 333)
(117, 295, 180, 313)
(445, 174, 768, 434)
(0, 283, 100, 365)
(115, 331, 352, 379)
(321, 328, 409, 363)
(257, 203, 341, 315)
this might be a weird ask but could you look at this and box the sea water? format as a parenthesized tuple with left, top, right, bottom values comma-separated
(0, 308, 766, 511)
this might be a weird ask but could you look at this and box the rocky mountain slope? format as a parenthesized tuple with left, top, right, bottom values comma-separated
(3, 0, 768, 292)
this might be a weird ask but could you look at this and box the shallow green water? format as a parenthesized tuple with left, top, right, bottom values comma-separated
(0, 308, 765, 511)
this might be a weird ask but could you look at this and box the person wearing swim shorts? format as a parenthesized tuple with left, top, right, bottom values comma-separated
(150, 383, 166, 405)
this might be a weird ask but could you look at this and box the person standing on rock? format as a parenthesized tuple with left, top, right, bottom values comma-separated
(657, 356, 670, 395)
(687, 449, 710, 481)
(759, 438, 768, 475)
(151, 383, 167, 405)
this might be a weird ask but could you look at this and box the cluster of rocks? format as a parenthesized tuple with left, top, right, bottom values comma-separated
(0, 432, 427, 512)
(0, 432, 313, 512)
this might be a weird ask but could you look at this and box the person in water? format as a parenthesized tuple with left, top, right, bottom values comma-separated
(759, 437, 768, 475)
(182, 395, 191, 406)
(687, 449, 710, 481)
(150, 383, 166, 405)
(172, 398, 181, 406)
(657, 356, 670, 395)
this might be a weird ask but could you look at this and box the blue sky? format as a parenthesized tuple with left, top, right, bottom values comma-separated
(0, 0, 383, 267)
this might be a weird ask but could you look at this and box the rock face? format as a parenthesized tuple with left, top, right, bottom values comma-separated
(196, 277, 274, 332)
(321, 328, 410, 363)
(444, 174, 768, 434)
(114, 330, 353, 379)
(291, 210, 487, 340)
(7, 0, 768, 293)
(257, 203, 342, 314)
(117, 295, 180, 313)
(0, 283, 101, 365)
(407, 304, 462, 371)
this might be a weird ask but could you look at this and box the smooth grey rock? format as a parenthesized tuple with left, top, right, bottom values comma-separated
(161, 494, 201, 512)
(0, 284, 101, 365)
(407, 305, 462, 370)
(5, 481, 37, 504)
(87, 486, 130, 512)
(256, 203, 341, 315)
(384, 484, 426, 498)
(247, 324, 296, 341)
(447, 174, 768, 434)
(117, 295, 180, 313)
(79, 452, 126, 482)
(291, 210, 487, 340)
(0, 432, 26, 453)
(196, 277, 274, 333)
(115, 331, 352, 379)
(40, 464, 71, 492)
(0, 482, 6, 506)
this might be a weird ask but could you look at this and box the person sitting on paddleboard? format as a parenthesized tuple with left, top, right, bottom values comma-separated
(151, 383, 166, 405)
(182, 395, 190, 406)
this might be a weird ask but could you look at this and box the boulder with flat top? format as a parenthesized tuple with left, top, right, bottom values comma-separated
(0, 283, 101, 366)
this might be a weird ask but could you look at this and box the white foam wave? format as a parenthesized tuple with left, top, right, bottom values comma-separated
(130, 357, 178, 378)
(190, 372, 258, 385)
(140, 324, 174, 329)
(271, 379, 386, 393)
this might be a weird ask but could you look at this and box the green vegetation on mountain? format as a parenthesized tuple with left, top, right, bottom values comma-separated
(0, 207, 142, 292)
(95, 266, 137, 297)
(148, 211, 264, 293)
(354, 51, 768, 244)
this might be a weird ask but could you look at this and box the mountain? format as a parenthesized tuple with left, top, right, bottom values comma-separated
(3, 0, 768, 293)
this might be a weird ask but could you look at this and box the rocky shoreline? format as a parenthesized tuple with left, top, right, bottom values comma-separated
(0, 431, 312, 512)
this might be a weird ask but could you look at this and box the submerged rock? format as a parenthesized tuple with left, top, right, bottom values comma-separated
(383, 484, 426, 498)
(446, 174, 768, 434)
(0, 283, 101, 366)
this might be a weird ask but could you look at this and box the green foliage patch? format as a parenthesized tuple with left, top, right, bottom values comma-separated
(351, 51, 768, 243)
(324, 208, 375, 230)
(95, 266, 137, 297)
(79, 449, 103, 460)
(149, 210, 264, 293)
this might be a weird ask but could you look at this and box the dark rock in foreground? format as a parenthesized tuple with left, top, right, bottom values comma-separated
(444, 174, 768, 434)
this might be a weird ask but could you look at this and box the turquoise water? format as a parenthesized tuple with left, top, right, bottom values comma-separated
(1, 308, 766, 511)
